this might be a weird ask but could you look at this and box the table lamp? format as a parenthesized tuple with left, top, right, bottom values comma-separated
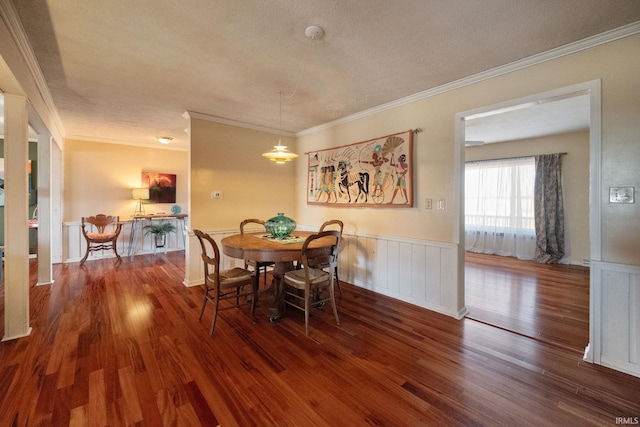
(132, 187, 149, 216)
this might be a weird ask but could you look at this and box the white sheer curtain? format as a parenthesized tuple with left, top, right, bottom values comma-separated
(465, 157, 536, 260)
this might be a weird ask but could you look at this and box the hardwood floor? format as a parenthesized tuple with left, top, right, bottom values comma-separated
(0, 252, 638, 426)
(465, 252, 590, 352)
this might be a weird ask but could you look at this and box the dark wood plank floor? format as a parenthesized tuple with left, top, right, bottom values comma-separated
(0, 252, 638, 426)
(465, 252, 590, 352)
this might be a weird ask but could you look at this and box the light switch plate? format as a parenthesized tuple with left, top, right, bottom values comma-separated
(609, 186, 634, 203)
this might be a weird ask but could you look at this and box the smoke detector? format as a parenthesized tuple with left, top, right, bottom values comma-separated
(305, 25, 324, 40)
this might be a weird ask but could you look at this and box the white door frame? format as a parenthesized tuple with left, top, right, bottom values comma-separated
(453, 79, 602, 361)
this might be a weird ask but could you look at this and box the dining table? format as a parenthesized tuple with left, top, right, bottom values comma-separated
(220, 230, 336, 321)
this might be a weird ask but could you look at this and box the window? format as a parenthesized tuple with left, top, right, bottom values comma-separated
(465, 157, 536, 259)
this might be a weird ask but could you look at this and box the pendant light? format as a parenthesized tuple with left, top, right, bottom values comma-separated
(262, 25, 324, 164)
(262, 91, 298, 164)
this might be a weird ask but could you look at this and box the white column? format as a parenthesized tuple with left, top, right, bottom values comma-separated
(50, 144, 62, 263)
(183, 231, 202, 286)
(3, 94, 32, 340)
(36, 133, 53, 285)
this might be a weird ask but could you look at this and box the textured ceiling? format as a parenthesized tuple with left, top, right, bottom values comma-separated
(7, 1, 640, 150)
(465, 94, 591, 145)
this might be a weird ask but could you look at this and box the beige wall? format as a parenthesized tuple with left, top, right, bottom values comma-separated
(62, 34, 638, 267)
(189, 119, 297, 232)
(295, 34, 640, 266)
(465, 131, 590, 264)
(63, 139, 189, 221)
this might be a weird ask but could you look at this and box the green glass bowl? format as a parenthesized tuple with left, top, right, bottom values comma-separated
(265, 213, 296, 239)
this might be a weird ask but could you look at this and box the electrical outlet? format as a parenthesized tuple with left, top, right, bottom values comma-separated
(609, 186, 634, 203)
(211, 191, 222, 199)
(425, 198, 432, 209)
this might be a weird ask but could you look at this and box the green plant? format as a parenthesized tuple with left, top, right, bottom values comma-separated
(143, 221, 177, 237)
(143, 221, 178, 251)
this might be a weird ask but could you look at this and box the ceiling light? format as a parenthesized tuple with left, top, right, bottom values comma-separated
(465, 102, 537, 121)
(262, 142, 299, 164)
(465, 140, 485, 146)
(262, 92, 299, 164)
(157, 136, 173, 144)
(262, 25, 324, 164)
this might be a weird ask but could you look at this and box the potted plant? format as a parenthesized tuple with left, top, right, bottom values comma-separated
(143, 221, 177, 252)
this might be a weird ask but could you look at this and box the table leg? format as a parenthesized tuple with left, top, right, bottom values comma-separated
(268, 261, 294, 322)
(128, 220, 136, 259)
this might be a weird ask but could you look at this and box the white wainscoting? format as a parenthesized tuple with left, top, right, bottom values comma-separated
(62, 218, 187, 263)
(338, 233, 461, 318)
(183, 228, 463, 319)
(590, 261, 640, 378)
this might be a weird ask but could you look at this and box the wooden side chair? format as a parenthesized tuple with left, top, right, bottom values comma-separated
(240, 219, 275, 287)
(194, 229, 257, 335)
(80, 214, 123, 265)
(319, 219, 344, 295)
(283, 230, 341, 336)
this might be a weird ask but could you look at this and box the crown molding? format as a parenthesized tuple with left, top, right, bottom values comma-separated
(66, 134, 188, 152)
(0, 0, 66, 143)
(298, 21, 640, 137)
(185, 110, 296, 138)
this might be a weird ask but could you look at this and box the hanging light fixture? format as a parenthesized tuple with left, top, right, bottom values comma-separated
(262, 91, 299, 164)
(262, 25, 324, 164)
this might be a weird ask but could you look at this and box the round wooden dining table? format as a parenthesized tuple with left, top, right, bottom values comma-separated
(221, 231, 335, 321)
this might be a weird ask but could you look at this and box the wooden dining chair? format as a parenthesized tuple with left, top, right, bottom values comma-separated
(194, 229, 257, 335)
(240, 219, 275, 287)
(80, 214, 123, 265)
(319, 219, 344, 295)
(283, 230, 341, 336)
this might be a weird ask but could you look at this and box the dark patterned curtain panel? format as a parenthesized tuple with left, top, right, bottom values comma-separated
(534, 153, 565, 263)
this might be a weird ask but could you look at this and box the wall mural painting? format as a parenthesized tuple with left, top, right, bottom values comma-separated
(307, 130, 413, 207)
(142, 172, 177, 203)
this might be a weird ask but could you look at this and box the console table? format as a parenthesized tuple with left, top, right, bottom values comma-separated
(127, 213, 188, 259)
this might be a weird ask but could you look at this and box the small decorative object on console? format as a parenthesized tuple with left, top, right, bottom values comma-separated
(171, 204, 182, 215)
(264, 213, 296, 239)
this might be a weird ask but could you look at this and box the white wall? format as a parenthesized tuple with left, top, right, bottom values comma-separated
(592, 261, 640, 377)
(62, 217, 187, 263)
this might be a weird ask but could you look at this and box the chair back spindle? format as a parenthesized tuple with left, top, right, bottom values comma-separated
(194, 229, 257, 335)
(80, 214, 122, 265)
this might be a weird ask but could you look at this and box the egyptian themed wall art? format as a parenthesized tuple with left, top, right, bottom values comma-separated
(307, 130, 413, 207)
(142, 171, 177, 203)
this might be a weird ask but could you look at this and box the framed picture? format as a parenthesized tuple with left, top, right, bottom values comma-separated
(142, 172, 177, 203)
(307, 130, 413, 207)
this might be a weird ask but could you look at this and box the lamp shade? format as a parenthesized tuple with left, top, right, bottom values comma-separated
(262, 143, 299, 164)
(132, 187, 149, 200)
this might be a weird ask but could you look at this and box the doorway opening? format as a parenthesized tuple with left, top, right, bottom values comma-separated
(454, 81, 601, 355)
